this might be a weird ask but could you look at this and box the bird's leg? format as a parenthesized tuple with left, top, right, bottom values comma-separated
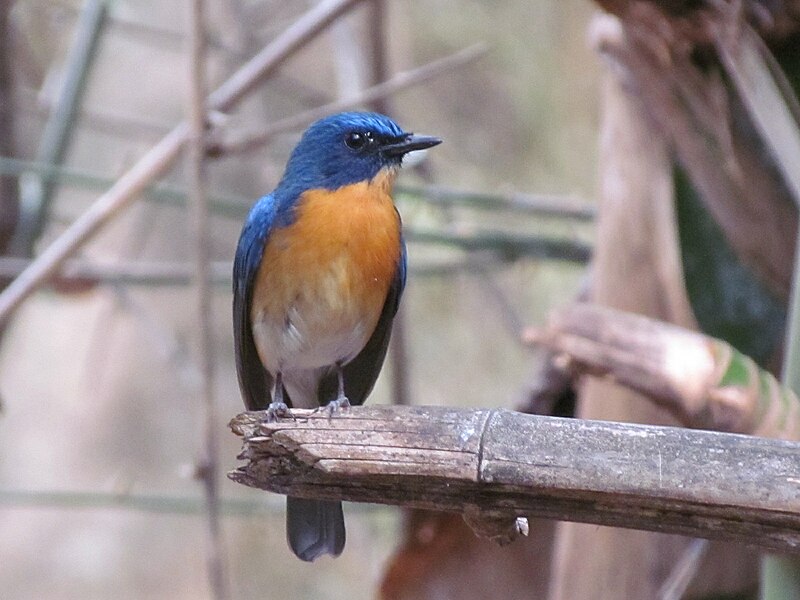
(332, 363, 351, 409)
(264, 371, 292, 422)
(317, 364, 351, 417)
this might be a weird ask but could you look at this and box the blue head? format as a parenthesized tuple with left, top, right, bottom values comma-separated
(277, 112, 441, 195)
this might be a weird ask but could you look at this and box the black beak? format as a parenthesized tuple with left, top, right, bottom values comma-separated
(381, 134, 442, 157)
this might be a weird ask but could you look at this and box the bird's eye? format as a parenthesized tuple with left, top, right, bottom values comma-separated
(344, 131, 372, 150)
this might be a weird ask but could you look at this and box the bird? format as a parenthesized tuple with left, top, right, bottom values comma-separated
(232, 112, 441, 562)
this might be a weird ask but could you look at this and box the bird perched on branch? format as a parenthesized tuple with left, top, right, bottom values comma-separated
(233, 112, 441, 561)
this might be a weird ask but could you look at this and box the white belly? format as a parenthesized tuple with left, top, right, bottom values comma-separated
(251, 292, 377, 409)
(251, 302, 372, 373)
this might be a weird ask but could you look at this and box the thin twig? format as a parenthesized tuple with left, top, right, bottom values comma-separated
(397, 184, 596, 220)
(473, 266, 525, 340)
(388, 305, 411, 406)
(0, 0, 17, 255)
(0, 256, 232, 287)
(0, 0, 366, 326)
(331, 11, 365, 101)
(406, 227, 592, 263)
(1, 157, 594, 223)
(207, 0, 366, 112)
(0, 254, 521, 289)
(43, 0, 241, 54)
(367, 0, 390, 116)
(657, 539, 710, 600)
(11, 0, 107, 256)
(15, 86, 172, 139)
(0, 156, 248, 217)
(0, 123, 189, 323)
(361, 0, 412, 406)
(186, 1, 227, 597)
(210, 43, 487, 156)
(0, 488, 387, 516)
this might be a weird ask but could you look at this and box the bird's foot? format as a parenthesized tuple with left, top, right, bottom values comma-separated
(263, 401, 294, 423)
(328, 395, 351, 412)
(314, 396, 351, 420)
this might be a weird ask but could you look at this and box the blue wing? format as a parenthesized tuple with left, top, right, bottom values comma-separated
(232, 194, 280, 411)
(318, 238, 407, 406)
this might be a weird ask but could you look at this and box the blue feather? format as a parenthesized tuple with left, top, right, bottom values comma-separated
(232, 194, 285, 410)
(280, 112, 407, 194)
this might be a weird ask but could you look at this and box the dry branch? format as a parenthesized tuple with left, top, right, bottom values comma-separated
(397, 185, 595, 220)
(0, 0, 17, 255)
(210, 43, 486, 157)
(10, 0, 107, 256)
(0, 254, 531, 290)
(229, 405, 800, 554)
(526, 303, 800, 440)
(185, 0, 227, 597)
(406, 228, 591, 263)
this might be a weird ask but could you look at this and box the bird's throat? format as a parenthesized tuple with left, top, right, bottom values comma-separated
(369, 166, 398, 195)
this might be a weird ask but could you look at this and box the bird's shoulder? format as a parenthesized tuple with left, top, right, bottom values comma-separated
(240, 192, 289, 236)
(233, 191, 295, 292)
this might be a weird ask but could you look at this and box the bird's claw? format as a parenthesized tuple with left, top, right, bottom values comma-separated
(313, 396, 351, 420)
(328, 395, 351, 412)
(263, 401, 294, 423)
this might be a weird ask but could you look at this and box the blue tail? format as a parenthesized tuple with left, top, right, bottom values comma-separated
(286, 496, 345, 561)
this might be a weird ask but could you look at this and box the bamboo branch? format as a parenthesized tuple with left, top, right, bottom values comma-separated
(0, 157, 595, 225)
(0, 0, 17, 255)
(366, 0, 390, 116)
(0, 257, 230, 288)
(406, 228, 591, 263)
(0, 0, 366, 326)
(185, 1, 227, 597)
(15, 86, 172, 139)
(361, 0, 411, 407)
(11, 0, 107, 256)
(525, 303, 800, 440)
(657, 539, 710, 600)
(0, 487, 386, 515)
(0, 156, 248, 217)
(209, 43, 487, 157)
(207, 0, 366, 111)
(0, 253, 524, 290)
(397, 185, 596, 220)
(0, 488, 283, 515)
(229, 405, 800, 554)
(54, 1, 243, 55)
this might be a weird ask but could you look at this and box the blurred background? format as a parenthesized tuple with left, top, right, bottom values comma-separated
(0, 1, 598, 598)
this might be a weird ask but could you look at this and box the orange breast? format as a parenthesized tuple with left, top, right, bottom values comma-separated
(250, 168, 401, 370)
